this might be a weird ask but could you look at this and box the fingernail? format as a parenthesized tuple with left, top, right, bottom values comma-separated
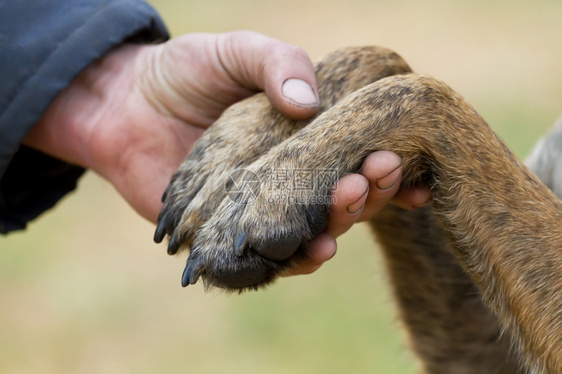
(346, 189, 368, 214)
(325, 247, 337, 261)
(376, 166, 401, 190)
(282, 78, 318, 107)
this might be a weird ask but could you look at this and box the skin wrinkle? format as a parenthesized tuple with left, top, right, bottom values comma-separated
(138, 44, 178, 119)
(215, 32, 260, 92)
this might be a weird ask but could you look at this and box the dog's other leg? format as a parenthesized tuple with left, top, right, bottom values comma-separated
(370, 207, 523, 373)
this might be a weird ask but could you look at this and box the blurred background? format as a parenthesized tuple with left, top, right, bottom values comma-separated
(2, 0, 562, 373)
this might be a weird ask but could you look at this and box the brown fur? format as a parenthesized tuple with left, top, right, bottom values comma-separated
(155, 47, 562, 373)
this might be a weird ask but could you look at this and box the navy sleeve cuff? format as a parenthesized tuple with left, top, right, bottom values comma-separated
(0, 0, 169, 233)
(0, 147, 86, 233)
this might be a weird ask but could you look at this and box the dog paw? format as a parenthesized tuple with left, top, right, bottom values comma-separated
(180, 199, 286, 290)
(155, 46, 413, 289)
(181, 163, 334, 291)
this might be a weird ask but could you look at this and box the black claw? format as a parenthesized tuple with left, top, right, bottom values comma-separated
(233, 233, 247, 257)
(254, 235, 301, 261)
(181, 262, 192, 287)
(153, 219, 167, 243)
(167, 234, 181, 255)
(182, 252, 203, 287)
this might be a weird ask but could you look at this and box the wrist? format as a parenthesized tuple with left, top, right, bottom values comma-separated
(23, 44, 143, 175)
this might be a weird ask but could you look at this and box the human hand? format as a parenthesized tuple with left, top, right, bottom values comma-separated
(24, 31, 320, 221)
(23, 30, 430, 275)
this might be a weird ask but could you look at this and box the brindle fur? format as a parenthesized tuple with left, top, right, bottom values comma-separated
(155, 47, 562, 373)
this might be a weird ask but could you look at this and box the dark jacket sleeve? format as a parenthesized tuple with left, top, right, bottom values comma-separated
(0, 0, 169, 233)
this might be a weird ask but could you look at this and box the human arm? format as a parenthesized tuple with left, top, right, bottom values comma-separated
(0, 0, 168, 233)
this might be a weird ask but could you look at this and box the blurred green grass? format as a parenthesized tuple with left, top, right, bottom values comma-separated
(1, 1, 561, 373)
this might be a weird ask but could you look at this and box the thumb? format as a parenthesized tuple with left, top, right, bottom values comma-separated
(216, 31, 319, 120)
